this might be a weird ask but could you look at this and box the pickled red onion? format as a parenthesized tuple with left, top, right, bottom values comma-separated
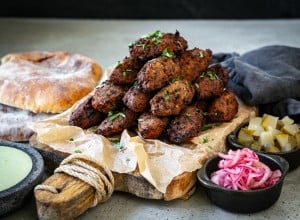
(211, 148, 282, 190)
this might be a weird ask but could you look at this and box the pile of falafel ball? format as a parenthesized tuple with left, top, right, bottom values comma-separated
(69, 30, 238, 144)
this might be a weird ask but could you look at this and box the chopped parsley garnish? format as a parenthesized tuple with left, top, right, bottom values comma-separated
(202, 136, 209, 143)
(201, 124, 213, 131)
(74, 149, 82, 153)
(69, 137, 74, 141)
(146, 30, 163, 44)
(116, 60, 122, 68)
(108, 111, 126, 121)
(163, 89, 170, 101)
(202, 112, 209, 117)
(137, 43, 146, 49)
(133, 81, 138, 86)
(172, 76, 182, 82)
(162, 48, 175, 58)
(128, 42, 134, 48)
(112, 140, 121, 149)
(122, 69, 132, 77)
(200, 71, 218, 80)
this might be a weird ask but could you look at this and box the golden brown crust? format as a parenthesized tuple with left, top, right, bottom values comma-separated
(0, 51, 102, 113)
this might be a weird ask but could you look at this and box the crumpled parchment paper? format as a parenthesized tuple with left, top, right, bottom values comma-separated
(30, 99, 255, 193)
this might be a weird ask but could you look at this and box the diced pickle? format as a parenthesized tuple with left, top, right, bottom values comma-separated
(237, 128, 254, 146)
(281, 124, 299, 136)
(261, 114, 278, 130)
(280, 115, 294, 126)
(237, 114, 300, 153)
(275, 133, 289, 148)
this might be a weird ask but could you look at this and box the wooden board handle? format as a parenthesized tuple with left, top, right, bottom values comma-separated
(34, 154, 114, 220)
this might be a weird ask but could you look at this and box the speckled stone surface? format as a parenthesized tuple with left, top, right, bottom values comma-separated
(0, 141, 44, 216)
(0, 18, 299, 220)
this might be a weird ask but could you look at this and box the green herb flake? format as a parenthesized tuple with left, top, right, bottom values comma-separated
(133, 81, 138, 86)
(162, 48, 175, 58)
(116, 60, 122, 68)
(74, 149, 82, 153)
(137, 43, 146, 49)
(108, 111, 126, 121)
(200, 71, 218, 80)
(163, 89, 170, 101)
(128, 42, 134, 48)
(110, 139, 122, 149)
(147, 30, 163, 44)
(172, 76, 182, 82)
(202, 136, 209, 144)
(69, 137, 74, 141)
(123, 69, 132, 76)
(201, 124, 212, 131)
(202, 112, 209, 117)
(207, 145, 212, 149)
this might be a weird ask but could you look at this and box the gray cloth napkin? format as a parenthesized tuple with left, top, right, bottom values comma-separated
(213, 45, 300, 122)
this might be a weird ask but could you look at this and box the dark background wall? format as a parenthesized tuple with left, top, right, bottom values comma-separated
(1, 0, 300, 19)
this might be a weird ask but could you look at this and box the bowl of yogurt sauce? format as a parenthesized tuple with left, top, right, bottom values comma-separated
(0, 140, 44, 216)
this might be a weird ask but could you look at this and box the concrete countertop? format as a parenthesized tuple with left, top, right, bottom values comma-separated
(0, 18, 299, 220)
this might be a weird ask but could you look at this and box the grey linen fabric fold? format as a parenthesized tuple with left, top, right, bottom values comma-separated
(213, 45, 300, 122)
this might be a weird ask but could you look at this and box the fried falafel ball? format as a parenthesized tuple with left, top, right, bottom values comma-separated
(129, 30, 188, 62)
(167, 105, 204, 144)
(69, 96, 105, 129)
(208, 90, 238, 122)
(137, 56, 181, 92)
(109, 56, 144, 85)
(122, 85, 152, 113)
(194, 65, 227, 100)
(92, 80, 125, 113)
(95, 108, 138, 137)
(180, 48, 212, 82)
(150, 80, 195, 117)
(137, 112, 169, 139)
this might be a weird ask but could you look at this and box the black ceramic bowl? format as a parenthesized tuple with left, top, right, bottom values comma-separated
(197, 153, 289, 213)
(0, 140, 44, 216)
(227, 122, 300, 171)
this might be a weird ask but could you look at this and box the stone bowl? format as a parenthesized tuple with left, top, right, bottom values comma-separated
(0, 140, 44, 216)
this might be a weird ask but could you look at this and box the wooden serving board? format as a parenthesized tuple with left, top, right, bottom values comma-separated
(30, 103, 256, 219)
